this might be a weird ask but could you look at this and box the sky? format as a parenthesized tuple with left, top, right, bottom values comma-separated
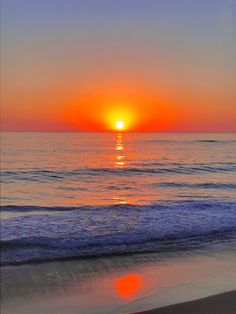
(1, 0, 236, 132)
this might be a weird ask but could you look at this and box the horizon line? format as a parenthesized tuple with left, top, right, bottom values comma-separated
(1, 130, 235, 134)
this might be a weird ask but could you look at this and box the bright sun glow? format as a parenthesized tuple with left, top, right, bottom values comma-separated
(106, 107, 134, 131)
(116, 120, 124, 130)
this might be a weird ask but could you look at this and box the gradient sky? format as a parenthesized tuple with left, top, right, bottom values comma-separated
(1, 0, 236, 132)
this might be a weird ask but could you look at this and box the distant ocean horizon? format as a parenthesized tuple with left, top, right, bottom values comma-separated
(1, 132, 236, 265)
(2, 131, 236, 133)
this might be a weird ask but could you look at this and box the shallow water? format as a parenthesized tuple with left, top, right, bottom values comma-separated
(2, 249, 236, 314)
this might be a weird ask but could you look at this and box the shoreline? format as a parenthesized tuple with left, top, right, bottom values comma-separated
(1, 248, 236, 314)
(135, 290, 236, 314)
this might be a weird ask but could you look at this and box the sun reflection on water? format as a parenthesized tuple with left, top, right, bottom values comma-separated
(113, 273, 143, 300)
(112, 132, 129, 204)
(115, 133, 125, 167)
(112, 197, 128, 204)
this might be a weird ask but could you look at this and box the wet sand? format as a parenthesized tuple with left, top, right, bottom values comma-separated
(1, 249, 236, 314)
(136, 290, 236, 314)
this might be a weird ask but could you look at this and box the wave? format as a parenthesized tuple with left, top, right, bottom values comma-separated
(2, 199, 236, 213)
(1, 205, 81, 212)
(2, 229, 236, 266)
(195, 140, 218, 143)
(1, 163, 236, 182)
(195, 140, 236, 143)
(1, 200, 236, 266)
(146, 139, 236, 144)
(157, 182, 236, 189)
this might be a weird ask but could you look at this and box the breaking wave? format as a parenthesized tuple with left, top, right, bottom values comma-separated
(1, 200, 236, 266)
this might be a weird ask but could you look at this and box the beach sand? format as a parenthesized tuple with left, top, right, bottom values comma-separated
(1, 248, 236, 314)
(135, 290, 236, 314)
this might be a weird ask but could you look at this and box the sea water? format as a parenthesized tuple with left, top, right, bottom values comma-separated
(1, 132, 236, 265)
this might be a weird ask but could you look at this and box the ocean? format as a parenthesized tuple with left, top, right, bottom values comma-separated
(1, 132, 236, 266)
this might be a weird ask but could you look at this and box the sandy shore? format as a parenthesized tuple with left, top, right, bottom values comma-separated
(135, 290, 236, 314)
(1, 249, 236, 314)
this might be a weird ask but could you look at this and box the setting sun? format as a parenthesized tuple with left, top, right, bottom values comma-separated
(116, 120, 124, 130)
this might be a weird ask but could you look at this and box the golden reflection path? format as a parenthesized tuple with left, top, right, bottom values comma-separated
(115, 132, 125, 167)
(112, 132, 128, 204)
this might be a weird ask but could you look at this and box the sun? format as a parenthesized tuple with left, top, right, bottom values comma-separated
(116, 120, 125, 130)
(106, 110, 132, 131)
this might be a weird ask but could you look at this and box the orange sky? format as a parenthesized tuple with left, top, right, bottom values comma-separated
(1, 0, 236, 132)
(62, 84, 182, 132)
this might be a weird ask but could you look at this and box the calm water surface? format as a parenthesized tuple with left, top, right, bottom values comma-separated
(2, 132, 236, 206)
